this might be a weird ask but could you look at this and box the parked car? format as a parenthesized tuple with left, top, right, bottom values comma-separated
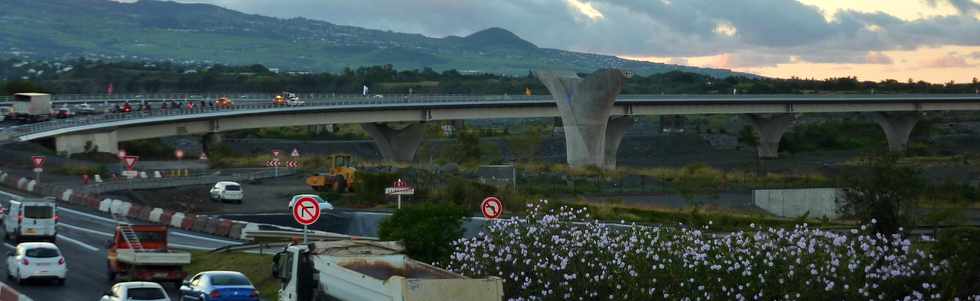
(179, 271, 259, 301)
(100, 281, 171, 301)
(4, 198, 58, 243)
(6, 242, 66, 285)
(209, 181, 243, 204)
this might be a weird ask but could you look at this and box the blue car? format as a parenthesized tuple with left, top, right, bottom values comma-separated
(179, 271, 259, 301)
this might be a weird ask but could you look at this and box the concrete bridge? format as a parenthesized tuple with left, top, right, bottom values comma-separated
(4, 69, 980, 168)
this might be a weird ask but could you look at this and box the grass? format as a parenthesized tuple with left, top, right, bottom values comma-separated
(556, 200, 832, 231)
(185, 251, 278, 301)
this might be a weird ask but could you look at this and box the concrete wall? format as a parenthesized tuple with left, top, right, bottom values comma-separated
(753, 188, 841, 219)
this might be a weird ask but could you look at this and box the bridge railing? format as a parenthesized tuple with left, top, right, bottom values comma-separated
(2, 95, 552, 139)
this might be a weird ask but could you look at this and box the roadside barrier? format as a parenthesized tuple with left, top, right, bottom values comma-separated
(60, 189, 73, 202)
(180, 214, 196, 230)
(160, 210, 175, 226)
(0, 283, 31, 301)
(148, 208, 163, 223)
(99, 198, 112, 212)
(170, 212, 185, 228)
(228, 222, 247, 240)
(25, 180, 36, 192)
(192, 215, 209, 232)
(215, 219, 232, 237)
(16, 178, 26, 190)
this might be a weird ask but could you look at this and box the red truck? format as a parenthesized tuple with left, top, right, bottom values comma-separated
(106, 224, 191, 283)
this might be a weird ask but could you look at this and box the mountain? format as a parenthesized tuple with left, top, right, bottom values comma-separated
(0, 0, 751, 78)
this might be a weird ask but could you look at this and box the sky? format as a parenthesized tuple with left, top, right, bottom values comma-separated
(166, 0, 980, 83)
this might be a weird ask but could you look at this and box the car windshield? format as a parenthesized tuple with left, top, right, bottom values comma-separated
(225, 185, 241, 191)
(25, 248, 59, 258)
(24, 206, 53, 218)
(211, 274, 252, 286)
(127, 287, 166, 300)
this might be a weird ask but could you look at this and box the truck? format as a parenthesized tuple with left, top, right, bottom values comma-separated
(272, 240, 504, 301)
(9, 93, 51, 123)
(106, 224, 191, 284)
(305, 154, 356, 192)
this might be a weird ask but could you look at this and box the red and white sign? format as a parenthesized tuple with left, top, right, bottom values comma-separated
(292, 196, 321, 225)
(266, 160, 281, 167)
(291, 148, 300, 157)
(175, 149, 185, 160)
(117, 149, 127, 160)
(286, 161, 300, 168)
(385, 178, 414, 195)
(31, 156, 46, 169)
(123, 156, 139, 171)
(481, 196, 504, 219)
(199, 152, 208, 160)
(271, 149, 282, 157)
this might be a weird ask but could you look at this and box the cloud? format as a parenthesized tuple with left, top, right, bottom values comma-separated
(865, 52, 894, 64)
(173, 0, 980, 66)
(705, 52, 792, 68)
(971, 51, 980, 59)
(919, 53, 976, 68)
(668, 57, 689, 65)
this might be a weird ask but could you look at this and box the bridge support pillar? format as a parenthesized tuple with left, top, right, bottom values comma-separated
(55, 131, 118, 156)
(747, 114, 796, 159)
(361, 123, 425, 163)
(604, 116, 634, 169)
(201, 133, 223, 154)
(536, 69, 626, 168)
(871, 112, 920, 152)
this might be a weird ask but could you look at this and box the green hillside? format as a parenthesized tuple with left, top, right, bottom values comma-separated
(0, 0, 751, 77)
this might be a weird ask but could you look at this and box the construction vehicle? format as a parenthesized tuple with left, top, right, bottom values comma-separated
(106, 224, 191, 284)
(272, 240, 504, 301)
(273, 95, 286, 106)
(216, 97, 233, 108)
(305, 154, 356, 193)
(9, 93, 51, 123)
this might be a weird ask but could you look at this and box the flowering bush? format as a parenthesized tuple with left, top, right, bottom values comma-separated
(447, 200, 980, 300)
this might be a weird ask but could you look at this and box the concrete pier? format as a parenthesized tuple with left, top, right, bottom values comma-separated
(361, 123, 425, 162)
(747, 114, 796, 159)
(871, 112, 920, 152)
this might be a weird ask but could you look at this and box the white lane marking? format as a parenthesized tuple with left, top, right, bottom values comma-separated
(169, 231, 240, 245)
(56, 234, 99, 252)
(58, 223, 111, 237)
(57, 207, 117, 224)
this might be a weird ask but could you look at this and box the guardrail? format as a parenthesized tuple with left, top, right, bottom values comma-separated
(82, 168, 298, 194)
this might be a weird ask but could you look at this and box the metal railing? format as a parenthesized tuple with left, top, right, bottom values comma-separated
(82, 168, 297, 194)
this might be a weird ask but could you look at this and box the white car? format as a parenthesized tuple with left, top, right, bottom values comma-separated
(100, 281, 171, 301)
(6, 242, 66, 285)
(210, 181, 244, 204)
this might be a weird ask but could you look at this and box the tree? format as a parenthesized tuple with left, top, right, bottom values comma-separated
(3, 80, 46, 94)
(378, 203, 468, 263)
(507, 126, 545, 162)
(838, 153, 924, 234)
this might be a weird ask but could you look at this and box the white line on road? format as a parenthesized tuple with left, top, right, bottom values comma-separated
(56, 234, 99, 252)
(58, 223, 112, 237)
(57, 207, 116, 224)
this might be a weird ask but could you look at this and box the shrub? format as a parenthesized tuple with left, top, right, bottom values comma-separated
(447, 201, 970, 300)
(354, 172, 399, 204)
(838, 153, 925, 234)
(378, 203, 467, 263)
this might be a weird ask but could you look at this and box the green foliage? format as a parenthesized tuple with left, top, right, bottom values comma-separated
(118, 138, 176, 160)
(507, 126, 546, 162)
(442, 176, 497, 207)
(447, 129, 481, 166)
(838, 153, 925, 234)
(3, 80, 47, 94)
(737, 125, 757, 146)
(780, 121, 885, 153)
(932, 227, 980, 297)
(354, 172, 399, 204)
(377, 203, 468, 264)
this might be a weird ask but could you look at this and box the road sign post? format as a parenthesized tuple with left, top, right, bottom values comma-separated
(31, 156, 45, 184)
(384, 179, 414, 209)
(292, 196, 321, 244)
(123, 155, 139, 179)
(272, 149, 282, 177)
(481, 196, 504, 220)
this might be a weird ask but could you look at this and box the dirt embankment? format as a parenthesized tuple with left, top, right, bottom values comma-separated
(107, 185, 223, 213)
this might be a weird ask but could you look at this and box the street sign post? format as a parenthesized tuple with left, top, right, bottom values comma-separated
(481, 196, 504, 219)
(292, 196, 321, 244)
(31, 156, 45, 184)
(175, 149, 184, 160)
(271, 149, 282, 177)
(384, 178, 414, 209)
(291, 148, 300, 157)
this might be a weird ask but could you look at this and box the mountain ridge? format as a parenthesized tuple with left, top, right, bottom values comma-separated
(0, 0, 753, 78)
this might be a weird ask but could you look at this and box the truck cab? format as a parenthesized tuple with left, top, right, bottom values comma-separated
(3, 198, 58, 243)
(272, 241, 503, 301)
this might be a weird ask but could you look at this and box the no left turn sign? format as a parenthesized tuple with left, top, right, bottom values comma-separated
(292, 196, 321, 225)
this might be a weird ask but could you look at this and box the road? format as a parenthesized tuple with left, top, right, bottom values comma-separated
(0, 189, 243, 301)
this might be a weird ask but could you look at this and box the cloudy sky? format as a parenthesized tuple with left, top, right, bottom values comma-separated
(172, 0, 979, 82)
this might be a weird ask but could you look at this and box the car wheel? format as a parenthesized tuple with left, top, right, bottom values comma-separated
(15, 269, 24, 285)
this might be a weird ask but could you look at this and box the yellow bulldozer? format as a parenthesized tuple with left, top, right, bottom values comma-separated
(305, 154, 357, 192)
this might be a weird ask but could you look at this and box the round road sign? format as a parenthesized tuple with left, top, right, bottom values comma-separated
(481, 196, 504, 219)
(175, 149, 184, 159)
(292, 196, 321, 225)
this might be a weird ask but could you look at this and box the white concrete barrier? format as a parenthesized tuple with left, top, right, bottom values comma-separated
(754, 188, 841, 219)
(112, 201, 132, 217)
(0, 281, 34, 301)
(60, 189, 73, 202)
(25, 180, 36, 192)
(16, 178, 27, 190)
(99, 199, 113, 212)
(153, 171, 162, 178)
(170, 212, 185, 228)
(0, 172, 7, 182)
(148, 208, 164, 223)
(94, 174, 103, 183)
(139, 171, 148, 179)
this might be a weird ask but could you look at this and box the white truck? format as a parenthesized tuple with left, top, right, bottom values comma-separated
(9, 93, 51, 123)
(272, 241, 504, 301)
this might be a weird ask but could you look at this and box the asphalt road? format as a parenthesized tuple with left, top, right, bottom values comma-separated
(0, 189, 243, 301)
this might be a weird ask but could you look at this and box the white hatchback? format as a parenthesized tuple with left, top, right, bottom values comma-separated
(6, 242, 66, 285)
(210, 181, 244, 204)
(101, 281, 171, 301)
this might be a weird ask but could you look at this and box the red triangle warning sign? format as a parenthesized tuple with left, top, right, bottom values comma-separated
(123, 156, 139, 170)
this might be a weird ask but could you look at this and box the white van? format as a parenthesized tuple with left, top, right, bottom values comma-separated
(4, 199, 58, 243)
